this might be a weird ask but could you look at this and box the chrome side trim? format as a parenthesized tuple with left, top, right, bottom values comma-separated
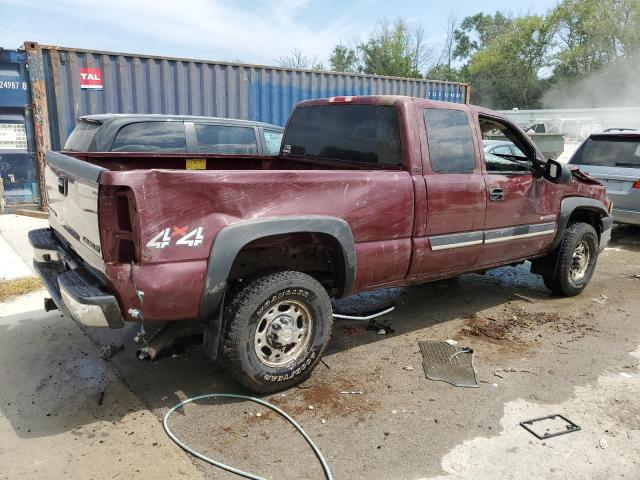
(428, 222, 557, 251)
(429, 231, 484, 251)
(484, 222, 556, 244)
(483, 229, 556, 244)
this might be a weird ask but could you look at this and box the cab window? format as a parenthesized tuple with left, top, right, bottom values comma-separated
(263, 130, 283, 155)
(111, 122, 187, 152)
(479, 116, 535, 174)
(424, 109, 476, 174)
(196, 124, 258, 154)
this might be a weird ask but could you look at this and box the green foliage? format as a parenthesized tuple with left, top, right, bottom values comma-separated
(308, 1, 640, 108)
(329, 45, 359, 73)
(358, 20, 420, 77)
(465, 15, 556, 108)
(328, 19, 427, 77)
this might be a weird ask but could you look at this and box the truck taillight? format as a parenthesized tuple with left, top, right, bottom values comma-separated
(328, 96, 355, 103)
(633, 180, 640, 189)
(99, 186, 140, 264)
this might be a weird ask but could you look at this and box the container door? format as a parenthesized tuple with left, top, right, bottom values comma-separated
(0, 50, 39, 207)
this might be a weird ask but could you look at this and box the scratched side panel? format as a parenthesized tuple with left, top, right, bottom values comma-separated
(101, 169, 415, 319)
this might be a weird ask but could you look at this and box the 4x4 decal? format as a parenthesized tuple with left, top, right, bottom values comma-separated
(147, 226, 204, 249)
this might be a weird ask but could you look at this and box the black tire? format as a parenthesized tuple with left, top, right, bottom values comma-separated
(221, 271, 333, 393)
(543, 222, 599, 296)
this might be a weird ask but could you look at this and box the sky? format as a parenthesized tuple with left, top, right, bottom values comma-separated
(1, 0, 560, 67)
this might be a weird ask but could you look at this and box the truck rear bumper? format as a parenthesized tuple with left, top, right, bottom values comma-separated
(29, 228, 124, 329)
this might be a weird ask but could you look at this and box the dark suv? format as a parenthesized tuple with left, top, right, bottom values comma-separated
(64, 114, 283, 156)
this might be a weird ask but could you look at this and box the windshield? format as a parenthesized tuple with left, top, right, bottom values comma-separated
(283, 104, 402, 167)
(570, 136, 640, 168)
(64, 120, 101, 151)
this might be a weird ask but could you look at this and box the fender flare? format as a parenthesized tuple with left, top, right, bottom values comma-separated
(548, 197, 610, 251)
(199, 216, 356, 360)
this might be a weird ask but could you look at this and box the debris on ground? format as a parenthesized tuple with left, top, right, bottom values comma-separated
(339, 390, 363, 395)
(598, 438, 608, 449)
(445, 339, 458, 346)
(98, 343, 124, 360)
(321, 418, 326, 424)
(589, 294, 608, 305)
(619, 372, 633, 379)
(377, 328, 387, 335)
(344, 325, 366, 337)
(513, 293, 537, 303)
(493, 368, 537, 378)
(419, 341, 478, 388)
(628, 273, 640, 280)
(0, 276, 43, 302)
(461, 306, 588, 343)
(403, 366, 414, 371)
(366, 319, 394, 334)
(519, 414, 581, 439)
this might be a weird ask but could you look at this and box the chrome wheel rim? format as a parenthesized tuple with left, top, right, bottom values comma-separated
(570, 240, 591, 282)
(254, 300, 313, 368)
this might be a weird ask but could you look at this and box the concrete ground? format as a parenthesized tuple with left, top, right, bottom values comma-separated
(1, 213, 639, 479)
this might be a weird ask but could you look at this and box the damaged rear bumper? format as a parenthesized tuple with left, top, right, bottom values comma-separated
(29, 228, 124, 329)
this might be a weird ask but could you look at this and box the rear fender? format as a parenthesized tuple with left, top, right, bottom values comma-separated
(199, 215, 356, 360)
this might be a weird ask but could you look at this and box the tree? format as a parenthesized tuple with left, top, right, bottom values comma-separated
(329, 44, 359, 73)
(278, 48, 324, 70)
(357, 19, 426, 78)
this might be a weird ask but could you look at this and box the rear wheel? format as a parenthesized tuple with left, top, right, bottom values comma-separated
(221, 271, 333, 393)
(543, 222, 599, 296)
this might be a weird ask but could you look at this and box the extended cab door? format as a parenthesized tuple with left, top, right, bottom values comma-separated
(409, 105, 487, 278)
(476, 114, 560, 266)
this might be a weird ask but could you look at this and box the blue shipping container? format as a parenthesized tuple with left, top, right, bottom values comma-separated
(28, 44, 468, 150)
(0, 49, 40, 206)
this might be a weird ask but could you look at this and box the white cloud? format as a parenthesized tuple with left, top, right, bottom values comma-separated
(1, 0, 371, 65)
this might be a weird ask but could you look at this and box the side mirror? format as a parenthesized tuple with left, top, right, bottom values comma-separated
(543, 159, 572, 185)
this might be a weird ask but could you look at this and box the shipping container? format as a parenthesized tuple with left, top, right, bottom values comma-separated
(12, 42, 470, 207)
(0, 49, 39, 207)
(26, 43, 469, 150)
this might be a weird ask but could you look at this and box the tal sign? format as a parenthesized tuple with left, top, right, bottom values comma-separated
(79, 68, 103, 90)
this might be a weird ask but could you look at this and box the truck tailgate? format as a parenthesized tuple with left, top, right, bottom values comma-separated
(45, 151, 105, 273)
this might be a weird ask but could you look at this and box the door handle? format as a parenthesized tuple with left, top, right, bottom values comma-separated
(489, 187, 504, 201)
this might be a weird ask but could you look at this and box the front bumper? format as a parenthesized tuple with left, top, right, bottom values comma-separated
(29, 228, 124, 329)
(612, 208, 640, 226)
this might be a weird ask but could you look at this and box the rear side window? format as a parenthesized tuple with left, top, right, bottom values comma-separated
(196, 124, 258, 154)
(425, 109, 476, 173)
(111, 122, 186, 152)
(64, 120, 100, 151)
(263, 130, 283, 155)
(570, 136, 640, 168)
(283, 105, 402, 167)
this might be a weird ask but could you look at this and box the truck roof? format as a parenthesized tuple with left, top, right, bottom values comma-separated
(78, 113, 283, 130)
(294, 95, 502, 117)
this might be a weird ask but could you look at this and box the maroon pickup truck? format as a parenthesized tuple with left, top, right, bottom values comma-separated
(30, 95, 612, 392)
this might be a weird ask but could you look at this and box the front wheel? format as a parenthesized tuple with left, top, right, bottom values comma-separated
(221, 271, 333, 393)
(543, 222, 599, 296)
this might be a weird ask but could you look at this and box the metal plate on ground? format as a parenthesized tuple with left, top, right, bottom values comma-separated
(419, 341, 478, 388)
(519, 414, 581, 439)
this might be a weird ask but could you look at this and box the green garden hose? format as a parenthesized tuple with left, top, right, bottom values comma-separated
(163, 393, 333, 480)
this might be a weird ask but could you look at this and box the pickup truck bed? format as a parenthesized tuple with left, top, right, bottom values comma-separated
(31, 95, 612, 392)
